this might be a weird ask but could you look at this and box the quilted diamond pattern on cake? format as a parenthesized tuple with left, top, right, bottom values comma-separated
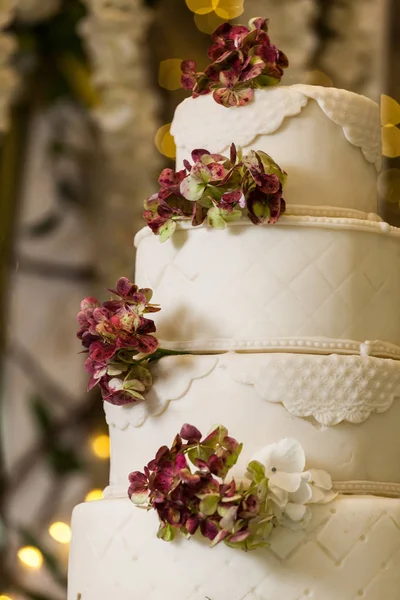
(135, 223, 400, 346)
(68, 498, 400, 600)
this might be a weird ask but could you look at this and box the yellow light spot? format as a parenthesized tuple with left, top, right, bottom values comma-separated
(378, 168, 400, 204)
(381, 94, 400, 127)
(85, 488, 104, 502)
(194, 11, 225, 34)
(49, 522, 72, 545)
(17, 546, 43, 569)
(159, 59, 184, 91)
(0, 595, 13, 600)
(382, 124, 400, 158)
(91, 434, 110, 459)
(302, 70, 333, 88)
(214, 0, 244, 19)
(186, 0, 218, 15)
(155, 124, 176, 159)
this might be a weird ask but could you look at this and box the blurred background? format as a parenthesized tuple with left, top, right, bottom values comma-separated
(0, 0, 398, 598)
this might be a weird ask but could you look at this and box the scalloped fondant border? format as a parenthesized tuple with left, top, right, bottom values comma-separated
(171, 85, 381, 171)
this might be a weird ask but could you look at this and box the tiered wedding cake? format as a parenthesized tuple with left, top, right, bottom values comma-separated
(68, 18, 400, 600)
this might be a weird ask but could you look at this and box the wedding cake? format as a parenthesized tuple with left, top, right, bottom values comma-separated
(68, 18, 400, 600)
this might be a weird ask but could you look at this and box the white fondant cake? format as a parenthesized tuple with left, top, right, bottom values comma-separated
(135, 217, 400, 352)
(68, 78, 400, 600)
(69, 496, 400, 600)
(171, 85, 381, 214)
(103, 353, 400, 496)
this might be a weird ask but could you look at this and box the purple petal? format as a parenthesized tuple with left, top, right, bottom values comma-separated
(180, 423, 202, 442)
(200, 519, 219, 541)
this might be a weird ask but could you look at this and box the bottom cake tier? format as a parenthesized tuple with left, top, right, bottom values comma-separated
(68, 495, 400, 600)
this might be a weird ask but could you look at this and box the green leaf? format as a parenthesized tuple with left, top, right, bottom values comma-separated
(246, 460, 266, 484)
(199, 494, 220, 516)
(157, 522, 176, 542)
(207, 206, 227, 230)
(221, 209, 242, 223)
(253, 200, 270, 220)
(159, 219, 176, 242)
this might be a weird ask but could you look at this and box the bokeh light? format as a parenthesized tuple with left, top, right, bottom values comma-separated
(381, 94, 400, 158)
(186, 0, 218, 15)
(85, 488, 104, 502)
(378, 168, 400, 205)
(155, 124, 176, 159)
(49, 522, 72, 544)
(381, 94, 400, 127)
(159, 58, 183, 91)
(214, 0, 244, 19)
(0, 595, 13, 600)
(382, 124, 400, 158)
(91, 434, 110, 459)
(17, 546, 43, 569)
(194, 11, 225, 34)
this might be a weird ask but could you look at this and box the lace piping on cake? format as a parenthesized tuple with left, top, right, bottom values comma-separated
(155, 339, 400, 360)
(225, 352, 400, 426)
(103, 481, 400, 500)
(171, 85, 381, 171)
(134, 213, 398, 247)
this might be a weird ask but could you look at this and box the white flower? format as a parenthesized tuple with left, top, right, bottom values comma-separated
(302, 469, 337, 504)
(252, 438, 306, 493)
(252, 438, 336, 532)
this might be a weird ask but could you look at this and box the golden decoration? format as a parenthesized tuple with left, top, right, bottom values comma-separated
(155, 124, 176, 159)
(158, 59, 184, 91)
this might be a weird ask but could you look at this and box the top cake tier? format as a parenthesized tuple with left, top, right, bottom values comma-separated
(171, 84, 381, 215)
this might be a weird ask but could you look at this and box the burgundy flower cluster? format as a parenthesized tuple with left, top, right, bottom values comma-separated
(181, 18, 288, 107)
(144, 144, 287, 242)
(77, 277, 160, 405)
(129, 424, 277, 551)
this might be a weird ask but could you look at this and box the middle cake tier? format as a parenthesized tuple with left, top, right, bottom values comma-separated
(105, 353, 400, 497)
(135, 216, 400, 354)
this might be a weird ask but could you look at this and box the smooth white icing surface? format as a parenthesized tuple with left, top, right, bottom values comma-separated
(171, 85, 381, 214)
(135, 217, 400, 350)
(105, 354, 400, 491)
(68, 496, 400, 600)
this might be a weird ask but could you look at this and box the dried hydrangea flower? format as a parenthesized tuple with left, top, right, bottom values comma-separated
(77, 278, 161, 405)
(181, 18, 289, 108)
(129, 426, 336, 551)
(144, 144, 287, 241)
